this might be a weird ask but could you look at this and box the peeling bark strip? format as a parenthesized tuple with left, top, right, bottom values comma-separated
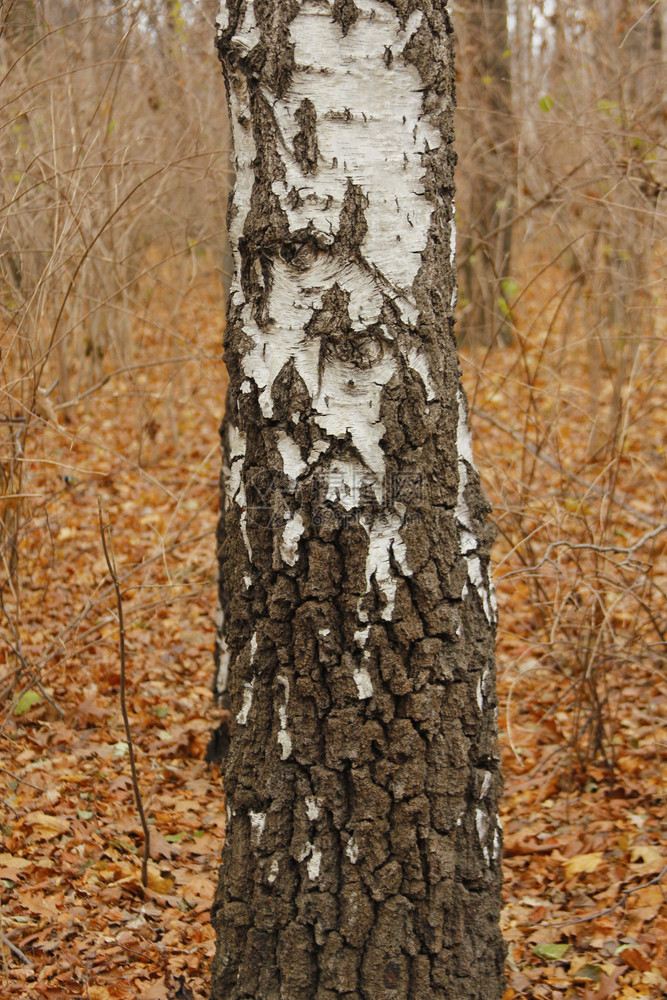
(211, 0, 506, 997)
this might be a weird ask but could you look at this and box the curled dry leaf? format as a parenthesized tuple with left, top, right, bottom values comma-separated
(146, 863, 176, 895)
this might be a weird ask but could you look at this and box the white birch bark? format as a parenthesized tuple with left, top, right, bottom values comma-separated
(215, 0, 495, 695)
(211, 1, 505, 996)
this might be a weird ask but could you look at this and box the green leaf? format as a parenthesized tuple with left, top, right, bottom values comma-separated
(500, 278, 520, 300)
(108, 838, 138, 855)
(596, 98, 619, 115)
(539, 95, 555, 113)
(481, 75, 493, 85)
(14, 690, 41, 715)
(112, 740, 129, 758)
(574, 964, 602, 982)
(534, 942, 569, 960)
(165, 832, 185, 843)
(77, 810, 94, 820)
(497, 296, 511, 318)
(154, 705, 169, 718)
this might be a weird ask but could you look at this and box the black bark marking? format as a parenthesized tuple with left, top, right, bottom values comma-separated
(218, 0, 298, 97)
(293, 97, 319, 174)
(336, 179, 369, 249)
(332, 0, 360, 36)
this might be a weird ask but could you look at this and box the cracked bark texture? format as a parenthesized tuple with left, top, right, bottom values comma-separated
(210, 0, 506, 997)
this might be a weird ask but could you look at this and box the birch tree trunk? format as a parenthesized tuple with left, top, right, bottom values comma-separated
(210, 0, 506, 996)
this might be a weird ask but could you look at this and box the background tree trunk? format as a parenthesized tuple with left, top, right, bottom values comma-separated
(211, 0, 506, 997)
(454, 0, 515, 345)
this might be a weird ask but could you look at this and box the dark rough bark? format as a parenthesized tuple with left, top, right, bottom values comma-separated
(210, 1, 506, 997)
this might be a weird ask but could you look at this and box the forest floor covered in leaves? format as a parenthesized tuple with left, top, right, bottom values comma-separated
(1, 262, 665, 999)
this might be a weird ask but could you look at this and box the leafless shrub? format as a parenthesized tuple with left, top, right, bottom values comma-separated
(467, 273, 666, 773)
(454, 0, 666, 770)
(0, 0, 229, 682)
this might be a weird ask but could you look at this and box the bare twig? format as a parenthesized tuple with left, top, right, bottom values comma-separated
(0, 589, 64, 716)
(97, 500, 150, 888)
(116, 941, 163, 966)
(498, 524, 667, 582)
(0, 765, 45, 792)
(471, 407, 662, 528)
(1, 934, 31, 966)
(52, 356, 194, 410)
(546, 863, 667, 928)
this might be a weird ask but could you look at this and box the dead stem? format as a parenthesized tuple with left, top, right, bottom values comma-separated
(97, 499, 151, 889)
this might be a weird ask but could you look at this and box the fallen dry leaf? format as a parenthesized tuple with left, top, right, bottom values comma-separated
(562, 851, 605, 878)
(0, 853, 33, 872)
(22, 811, 70, 839)
(149, 828, 181, 861)
(618, 946, 651, 972)
(16, 890, 61, 918)
(146, 863, 176, 895)
(629, 844, 664, 869)
(139, 980, 167, 999)
(583, 965, 627, 1000)
(87, 988, 113, 1000)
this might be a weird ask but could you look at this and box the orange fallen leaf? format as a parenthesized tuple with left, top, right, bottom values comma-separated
(583, 965, 626, 1000)
(23, 811, 70, 839)
(503, 832, 558, 857)
(0, 853, 32, 872)
(16, 890, 61, 918)
(139, 980, 167, 999)
(87, 988, 113, 1000)
(641, 970, 667, 989)
(149, 828, 181, 860)
(562, 851, 604, 877)
(632, 885, 663, 908)
(618, 946, 651, 972)
(181, 873, 215, 904)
